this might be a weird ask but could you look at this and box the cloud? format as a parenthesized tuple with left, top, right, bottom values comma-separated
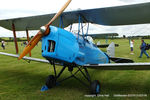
(0, 0, 150, 37)
(119, 0, 150, 3)
(0, 9, 41, 19)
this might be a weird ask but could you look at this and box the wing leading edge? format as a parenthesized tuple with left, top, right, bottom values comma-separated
(0, 2, 150, 31)
(0, 52, 49, 63)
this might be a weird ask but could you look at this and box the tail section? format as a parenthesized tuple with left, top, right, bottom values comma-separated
(106, 42, 134, 63)
(109, 57, 134, 63)
(107, 42, 115, 57)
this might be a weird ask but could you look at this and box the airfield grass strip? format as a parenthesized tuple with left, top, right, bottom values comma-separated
(0, 39, 150, 100)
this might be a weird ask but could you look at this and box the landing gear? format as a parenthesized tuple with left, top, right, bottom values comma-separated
(90, 80, 100, 94)
(44, 61, 100, 94)
(46, 75, 56, 88)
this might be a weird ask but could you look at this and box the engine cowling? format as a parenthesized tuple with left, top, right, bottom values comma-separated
(42, 26, 79, 63)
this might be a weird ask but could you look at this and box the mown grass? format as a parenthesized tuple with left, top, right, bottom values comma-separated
(0, 39, 150, 100)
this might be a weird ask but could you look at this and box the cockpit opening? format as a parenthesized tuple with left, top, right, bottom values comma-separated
(48, 40, 55, 52)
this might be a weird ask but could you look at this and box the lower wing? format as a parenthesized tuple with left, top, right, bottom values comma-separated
(1, 52, 150, 70)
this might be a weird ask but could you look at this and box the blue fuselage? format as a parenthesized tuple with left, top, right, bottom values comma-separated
(41, 26, 109, 65)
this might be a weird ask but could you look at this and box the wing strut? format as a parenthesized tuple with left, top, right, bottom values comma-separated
(26, 29, 31, 57)
(12, 23, 19, 54)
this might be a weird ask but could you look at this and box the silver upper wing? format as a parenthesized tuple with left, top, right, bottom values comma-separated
(0, 2, 150, 31)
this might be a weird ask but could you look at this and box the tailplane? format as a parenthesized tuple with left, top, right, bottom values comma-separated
(109, 57, 134, 63)
(106, 42, 134, 63)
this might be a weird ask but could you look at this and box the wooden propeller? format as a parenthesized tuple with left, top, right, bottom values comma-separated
(18, 0, 72, 60)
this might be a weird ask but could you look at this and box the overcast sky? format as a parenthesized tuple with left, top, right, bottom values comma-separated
(0, 0, 150, 37)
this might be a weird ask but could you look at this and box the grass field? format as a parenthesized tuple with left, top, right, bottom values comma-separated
(0, 39, 150, 100)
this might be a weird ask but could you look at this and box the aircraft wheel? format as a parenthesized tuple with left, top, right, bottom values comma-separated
(90, 80, 100, 94)
(46, 75, 56, 89)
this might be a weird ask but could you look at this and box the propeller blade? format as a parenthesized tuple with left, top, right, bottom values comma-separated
(18, 32, 43, 60)
(18, 0, 72, 60)
(47, 0, 72, 26)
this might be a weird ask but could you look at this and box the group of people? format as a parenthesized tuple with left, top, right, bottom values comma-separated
(21, 41, 28, 47)
(130, 39, 149, 58)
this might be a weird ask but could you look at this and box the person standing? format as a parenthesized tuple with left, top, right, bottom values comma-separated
(139, 40, 149, 58)
(1, 41, 5, 50)
(130, 39, 134, 54)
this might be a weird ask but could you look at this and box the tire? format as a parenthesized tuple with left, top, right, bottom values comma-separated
(45, 75, 56, 89)
(90, 80, 100, 94)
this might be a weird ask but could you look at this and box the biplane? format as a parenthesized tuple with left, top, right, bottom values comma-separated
(84, 33, 119, 48)
(1, 0, 150, 94)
